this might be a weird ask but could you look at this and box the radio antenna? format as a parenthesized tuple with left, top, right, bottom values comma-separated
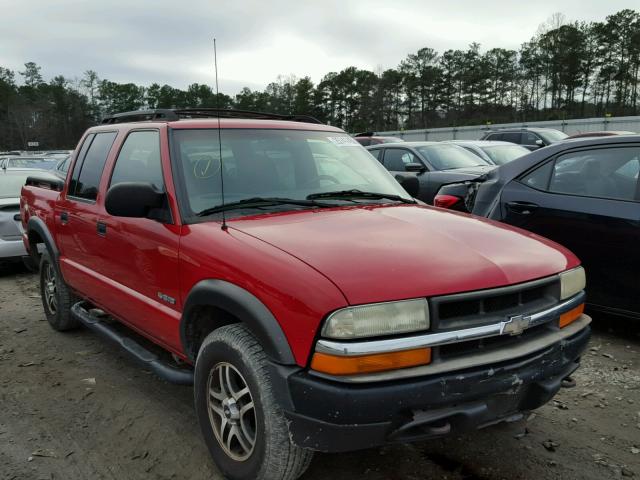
(214, 37, 227, 230)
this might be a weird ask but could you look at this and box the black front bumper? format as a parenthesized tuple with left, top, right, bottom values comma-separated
(279, 325, 590, 452)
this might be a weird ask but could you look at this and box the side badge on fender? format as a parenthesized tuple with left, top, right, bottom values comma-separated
(157, 292, 176, 305)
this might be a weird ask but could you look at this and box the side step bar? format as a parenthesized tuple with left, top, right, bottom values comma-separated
(71, 302, 194, 385)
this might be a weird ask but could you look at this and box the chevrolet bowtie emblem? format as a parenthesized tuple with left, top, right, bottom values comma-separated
(502, 315, 530, 336)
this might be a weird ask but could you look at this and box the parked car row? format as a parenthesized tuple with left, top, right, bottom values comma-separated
(358, 127, 635, 155)
(362, 127, 639, 321)
(366, 141, 495, 204)
(0, 168, 49, 268)
(0, 151, 71, 266)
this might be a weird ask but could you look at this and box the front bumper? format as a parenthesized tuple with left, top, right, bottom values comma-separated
(281, 320, 590, 452)
(0, 237, 27, 259)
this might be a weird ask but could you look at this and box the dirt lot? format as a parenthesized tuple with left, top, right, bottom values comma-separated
(1, 264, 639, 480)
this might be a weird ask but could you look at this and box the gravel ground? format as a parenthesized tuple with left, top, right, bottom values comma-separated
(1, 264, 639, 480)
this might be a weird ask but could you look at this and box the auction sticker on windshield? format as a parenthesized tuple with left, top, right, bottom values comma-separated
(328, 136, 360, 147)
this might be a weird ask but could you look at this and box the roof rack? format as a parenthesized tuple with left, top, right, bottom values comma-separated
(101, 108, 322, 125)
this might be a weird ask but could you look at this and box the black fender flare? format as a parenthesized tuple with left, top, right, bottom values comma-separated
(180, 279, 296, 365)
(26, 216, 60, 268)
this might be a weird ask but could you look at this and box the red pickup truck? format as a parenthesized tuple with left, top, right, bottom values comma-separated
(21, 109, 591, 480)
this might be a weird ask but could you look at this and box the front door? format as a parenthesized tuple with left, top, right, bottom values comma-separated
(97, 129, 182, 352)
(500, 144, 640, 316)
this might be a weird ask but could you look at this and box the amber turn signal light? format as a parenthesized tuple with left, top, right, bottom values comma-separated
(559, 303, 584, 328)
(310, 348, 432, 376)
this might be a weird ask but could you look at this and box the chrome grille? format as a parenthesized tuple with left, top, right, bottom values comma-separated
(429, 276, 561, 361)
(431, 277, 560, 331)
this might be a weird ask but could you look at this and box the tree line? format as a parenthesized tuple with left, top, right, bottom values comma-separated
(1, 9, 639, 150)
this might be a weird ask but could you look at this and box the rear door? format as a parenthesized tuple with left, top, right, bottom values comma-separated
(499, 144, 640, 316)
(56, 130, 118, 297)
(484, 133, 503, 141)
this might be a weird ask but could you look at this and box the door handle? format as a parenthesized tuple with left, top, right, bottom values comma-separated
(506, 201, 539, 215)
(60, 212, 68, 224)
(97, 221, 107, 236)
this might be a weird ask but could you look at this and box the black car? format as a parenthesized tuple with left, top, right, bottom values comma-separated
(436, 135, 640, 319)
(480, 128, 568, 151)
(367, 142, 495, 204)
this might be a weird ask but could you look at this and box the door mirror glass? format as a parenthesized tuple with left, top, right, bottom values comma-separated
(105, 182, 167, 220)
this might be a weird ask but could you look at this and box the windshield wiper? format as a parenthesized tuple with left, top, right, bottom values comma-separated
(306, 189, 416, 204)
(196, 197, 333, 217)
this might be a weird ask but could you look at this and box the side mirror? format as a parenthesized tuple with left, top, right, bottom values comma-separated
(405, 162, 425, 172)
(398, 175, 420, 197)
(535, 139, 544, 146)
(105, 182, 167, 220)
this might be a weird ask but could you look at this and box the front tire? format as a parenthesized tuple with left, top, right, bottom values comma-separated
(194, 324, 313, 480)
(39, 250, 79, 331)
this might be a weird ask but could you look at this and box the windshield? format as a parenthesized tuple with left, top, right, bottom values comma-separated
(171, 129, 412, 217)
(481, 145, 529, 165)
(0, 172, 30, 198)
(417, 144, 487, 170)
(538, 130, 568, 143)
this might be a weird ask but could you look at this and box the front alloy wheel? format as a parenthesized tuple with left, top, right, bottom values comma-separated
(207, 362, 257, 461)
(194, 324, 313, 480)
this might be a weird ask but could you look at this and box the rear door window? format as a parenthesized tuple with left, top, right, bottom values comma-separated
(502, 132, 522, 144)
(70, 131, 117, 201)
(69, 134, 94, 196)
(521, 161, 554, 190)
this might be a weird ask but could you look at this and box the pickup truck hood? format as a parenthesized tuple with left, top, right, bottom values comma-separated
(230, 204, 578, 305)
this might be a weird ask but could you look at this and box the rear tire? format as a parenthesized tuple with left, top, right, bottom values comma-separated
(39, 250, 79, 331)
(194, 324, 313, 480)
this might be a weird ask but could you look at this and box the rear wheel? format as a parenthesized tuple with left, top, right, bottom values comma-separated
(39, 250, 79, 331)
(194, 324, 313, 480)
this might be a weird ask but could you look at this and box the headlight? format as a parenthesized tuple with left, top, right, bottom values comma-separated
(559, 266, 586, 300)
(321, 298, 430, 339)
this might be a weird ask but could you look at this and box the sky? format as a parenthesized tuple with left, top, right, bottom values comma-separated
(1, 0, 638, 95)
